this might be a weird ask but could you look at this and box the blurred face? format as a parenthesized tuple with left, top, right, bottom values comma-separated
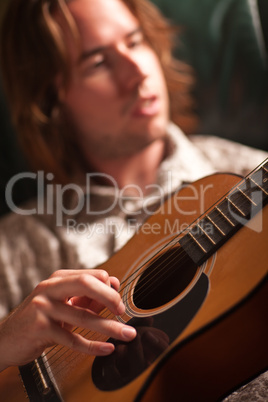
(59, 0, 170, 159)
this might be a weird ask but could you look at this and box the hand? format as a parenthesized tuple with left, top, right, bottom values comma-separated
(0, 269, 136, 372)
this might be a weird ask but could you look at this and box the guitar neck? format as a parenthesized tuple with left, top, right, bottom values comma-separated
(180, 160, 268, 265)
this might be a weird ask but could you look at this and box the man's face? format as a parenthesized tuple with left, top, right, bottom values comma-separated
(59, 0, 170, 159)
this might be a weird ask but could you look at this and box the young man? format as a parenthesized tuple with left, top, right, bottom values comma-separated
(0, 1, 267, 396)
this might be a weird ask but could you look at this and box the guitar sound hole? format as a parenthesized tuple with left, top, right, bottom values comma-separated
(133, 246, 198, 310)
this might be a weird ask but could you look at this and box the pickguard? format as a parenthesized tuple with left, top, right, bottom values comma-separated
(92, 272, 209, 391)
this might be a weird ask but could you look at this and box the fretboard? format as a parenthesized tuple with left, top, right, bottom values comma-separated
(180, 160, 268, 265)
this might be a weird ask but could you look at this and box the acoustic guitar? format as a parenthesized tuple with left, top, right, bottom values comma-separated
(0, 159, 267, 402)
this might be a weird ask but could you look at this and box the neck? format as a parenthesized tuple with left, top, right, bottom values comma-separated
(85, 139, 166, 194)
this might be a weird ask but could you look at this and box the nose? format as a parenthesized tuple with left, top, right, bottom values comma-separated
(114, 52, 147, 93)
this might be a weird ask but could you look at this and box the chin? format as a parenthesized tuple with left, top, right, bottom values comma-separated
(147, 116, 169, 140)
(129, 128, 167, 156)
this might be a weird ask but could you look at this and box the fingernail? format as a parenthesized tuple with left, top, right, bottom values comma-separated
(99, 343, 114, 354)
(118, 301, 125, 315)
(121, 326, 137, 340)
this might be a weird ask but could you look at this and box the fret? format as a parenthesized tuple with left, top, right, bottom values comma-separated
(188, 232, 207, 253)
(261, 168, 268, 186)
(207, 207, 234, 235)
(251, 168, 268, 193)
(195, 215, 225, 245)
(237, 176, 265, 207)
(226, 196, 246, 217)
(237, 187, 257, 206)
(249, 177, 268, 196)
(227, 187, 254, 216)
(215, 205, 235, 227)
(180, 212, 231, 265)
(197, 223, 216, 244)
(238, 177, 259, 198)
(179, 232, 206, 264)
(179, 217, 223, 264)
(206, 215, 226, 236)
(262, 165, 268, 173)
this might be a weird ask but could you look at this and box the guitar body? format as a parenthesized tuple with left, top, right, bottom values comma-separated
(0, 173, 267, 401)
(0, 366, 26, 401)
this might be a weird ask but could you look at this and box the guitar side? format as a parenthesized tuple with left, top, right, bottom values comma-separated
(0, 366, 26, 401)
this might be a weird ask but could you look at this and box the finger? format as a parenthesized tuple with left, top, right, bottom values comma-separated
(44, 299, 136, 343)
(50, 269, 114, 287)
(69, 277, 121, 313)
(36, 274, 125, 316)
(69, 295, 105, 315)
(110, 276, 120, 291)
(46, 322, 116, 356)
(86, 276, 121, 311)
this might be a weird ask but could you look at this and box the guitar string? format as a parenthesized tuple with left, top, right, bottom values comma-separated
(39, 169, 268, 379)
(35, 163, 268, 382)
(34, 245, 187, 382)
(41, 191, 263, 379)
(41, 219, 187, 365)
(43, 186, 260, 379)
(59, 167, 268, 325)
(34, 231, 184, 379)
(49, 170, 266, 374)
(41, 238, 186, 373)
(41, 189, 234, 372)
(31, 157, 265, 364)
(37, 174, 268, 384)
(38, 188, 268, 384)
(43, 159, 264, 348)
(42, 239, 195, 377)
(40, 233, 179, 366)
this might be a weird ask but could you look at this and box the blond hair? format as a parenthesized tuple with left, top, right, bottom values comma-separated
(1, 0, 195, 183)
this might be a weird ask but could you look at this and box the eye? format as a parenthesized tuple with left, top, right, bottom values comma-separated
(92, 59, 105, 69)
(81, 53, 108, 76)
(127, 31, 144, 49)
(90, 54, 106, 69)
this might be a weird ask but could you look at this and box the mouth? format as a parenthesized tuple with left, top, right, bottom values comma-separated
(131, 96, 160, 118)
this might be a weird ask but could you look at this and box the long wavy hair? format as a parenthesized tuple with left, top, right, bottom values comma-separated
(1, 0, 196, 183)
